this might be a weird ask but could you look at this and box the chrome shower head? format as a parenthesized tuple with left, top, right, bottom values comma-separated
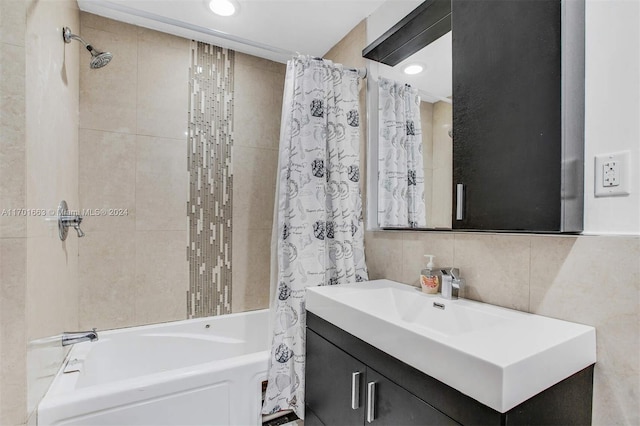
(63, 27, 113, 69)
(89, 50, 113, 69)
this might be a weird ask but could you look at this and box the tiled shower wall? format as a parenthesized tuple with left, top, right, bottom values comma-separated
(77, 13, 285, 328)
(1, 0, 82, 422)
(187, 43, 234, 317)
(327, 18, 639, 426)
(77, 13, 191, 329)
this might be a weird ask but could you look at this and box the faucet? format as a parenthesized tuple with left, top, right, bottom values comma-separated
(441, 268, 464, 300)
(57, 200, 85, 240)
(62, 328, 98, 346)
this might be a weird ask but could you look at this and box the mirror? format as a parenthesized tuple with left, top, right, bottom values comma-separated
(365, 0, 584, 233)
(366, 29, 453, 230)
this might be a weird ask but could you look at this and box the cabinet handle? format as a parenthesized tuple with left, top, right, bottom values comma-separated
(366, 381, 376, 423)
(456, 183, 464, 220)
(351, 372, 361, 409)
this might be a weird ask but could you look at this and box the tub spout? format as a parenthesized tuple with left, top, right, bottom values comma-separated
(62, 328, 98, 346)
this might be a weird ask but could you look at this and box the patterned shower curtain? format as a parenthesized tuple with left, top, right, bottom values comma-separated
(377, 77, 426, 227)
(262, 56, 368, 419)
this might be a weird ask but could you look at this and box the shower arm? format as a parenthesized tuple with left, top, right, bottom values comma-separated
(63, 27, 95, 52)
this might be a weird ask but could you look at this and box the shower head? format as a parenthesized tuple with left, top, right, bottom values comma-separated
(63, 27, 113, 69)
(89, 50, 113, 69)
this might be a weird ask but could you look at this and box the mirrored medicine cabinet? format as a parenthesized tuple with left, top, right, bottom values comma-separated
(363, 0, 585, 233)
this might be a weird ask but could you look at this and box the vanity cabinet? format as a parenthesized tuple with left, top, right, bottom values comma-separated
(305, 311, 594, 426)
(306, 329, 456, 425)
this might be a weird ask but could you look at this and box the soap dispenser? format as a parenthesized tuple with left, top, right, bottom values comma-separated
(420, 255, 439, 294)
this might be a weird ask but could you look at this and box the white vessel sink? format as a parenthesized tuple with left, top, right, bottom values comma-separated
(306, 279, 596, 413)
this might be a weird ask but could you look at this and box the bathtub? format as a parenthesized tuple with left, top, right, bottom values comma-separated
(38, 310, 270, 426)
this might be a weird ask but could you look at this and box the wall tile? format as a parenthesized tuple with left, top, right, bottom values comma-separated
(80, 12, 137, 38)
(234, 67, 284, 150)
(324, 20, 367, 68)
(25, 0, 80, 238)
(401, 232, 454, 287)
(78, 231, 136, 329)
(136, 37, 189, 139)
(137, 26, 190, 51)
(0, 0, 25, 46)
(24, 0, 80, 420)
(235, 52, 286, 74)
(529, 235, 640, 426)
(0, 42, 26, 238)
(79, 25, 137, 133)
(364, 231, 404, 282)
(453, 234, 531, 311)
(135, 135, 187, 231)
(135, 231, 188, 325)
(25, 235, 79, 341)
(0, 238, 27, 426)
(78, 129, 136, 232)
(231, 227, 271, 313)
(232, 146, 278, 231)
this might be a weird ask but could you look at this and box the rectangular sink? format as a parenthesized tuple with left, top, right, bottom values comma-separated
(306, 279, 596, 413)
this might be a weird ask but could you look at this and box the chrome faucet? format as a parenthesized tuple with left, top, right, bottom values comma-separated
(62, 328, 98, 346)
(441, 268, 464, 300)
(58, 200, 85, 240)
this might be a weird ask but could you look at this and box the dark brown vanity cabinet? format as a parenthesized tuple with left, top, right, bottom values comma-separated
(305, 312, 594, 426)
(305, 328, 457, 426)
(452, 0, 585, 232)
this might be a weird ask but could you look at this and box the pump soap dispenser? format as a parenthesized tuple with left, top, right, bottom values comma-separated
(420, 255, 439, 294)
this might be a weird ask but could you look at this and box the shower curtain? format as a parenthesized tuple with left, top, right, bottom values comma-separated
(262, 56, 368, 419)
(377, 77, 426, 227)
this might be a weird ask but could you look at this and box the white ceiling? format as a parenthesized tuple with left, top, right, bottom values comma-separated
(78, 0, 452, 98)
(77, 0, 388, 63)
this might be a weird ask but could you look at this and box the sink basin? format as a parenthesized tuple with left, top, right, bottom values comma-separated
(340, 287, 508, 336)
(306, 279, 596, 413)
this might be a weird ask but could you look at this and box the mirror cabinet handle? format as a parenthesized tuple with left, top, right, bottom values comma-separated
(456, 184, 464, 220)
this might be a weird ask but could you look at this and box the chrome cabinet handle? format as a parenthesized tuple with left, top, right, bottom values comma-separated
(366, 381, 376, 423)
(351, 372, 361, 409)
(456, 184, 464, 220)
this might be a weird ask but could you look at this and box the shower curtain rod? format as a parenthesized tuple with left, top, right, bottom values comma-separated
(304, 55, 367, 79)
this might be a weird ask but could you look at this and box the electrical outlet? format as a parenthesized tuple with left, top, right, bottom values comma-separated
(595, 151, 631, 197)
(602, 161, 619, 187)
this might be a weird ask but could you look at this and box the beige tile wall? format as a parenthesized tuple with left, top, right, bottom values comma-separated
(0, 1, 27, 421)
(231, 53, 285, 312)
(0, 0, 82, 423)
(326, 17, 639, 426)
(24, 0, 81, 421)
(77, 13, 286, 323)
(77, 13, 190, 330)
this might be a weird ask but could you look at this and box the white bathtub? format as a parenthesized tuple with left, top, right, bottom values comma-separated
(38, 310, 270, 426)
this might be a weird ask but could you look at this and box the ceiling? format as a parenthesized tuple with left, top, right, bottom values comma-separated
(77, 0, 388, 63)
(78, 0, 451, 99)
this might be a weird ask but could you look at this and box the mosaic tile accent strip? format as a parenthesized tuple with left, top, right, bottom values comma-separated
(187, 41, 234, 318)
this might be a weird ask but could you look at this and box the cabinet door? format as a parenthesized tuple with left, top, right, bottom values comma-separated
(452, 0, 563, 231)
(306, 329, 366, 425)
(365, 369, 459, 425)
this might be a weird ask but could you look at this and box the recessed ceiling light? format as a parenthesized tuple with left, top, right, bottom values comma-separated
(403, 64, 424, 75)
(208, 0, 238, 16)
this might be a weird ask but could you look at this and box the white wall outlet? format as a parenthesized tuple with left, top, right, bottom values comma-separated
(594, 151, 631, 197)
